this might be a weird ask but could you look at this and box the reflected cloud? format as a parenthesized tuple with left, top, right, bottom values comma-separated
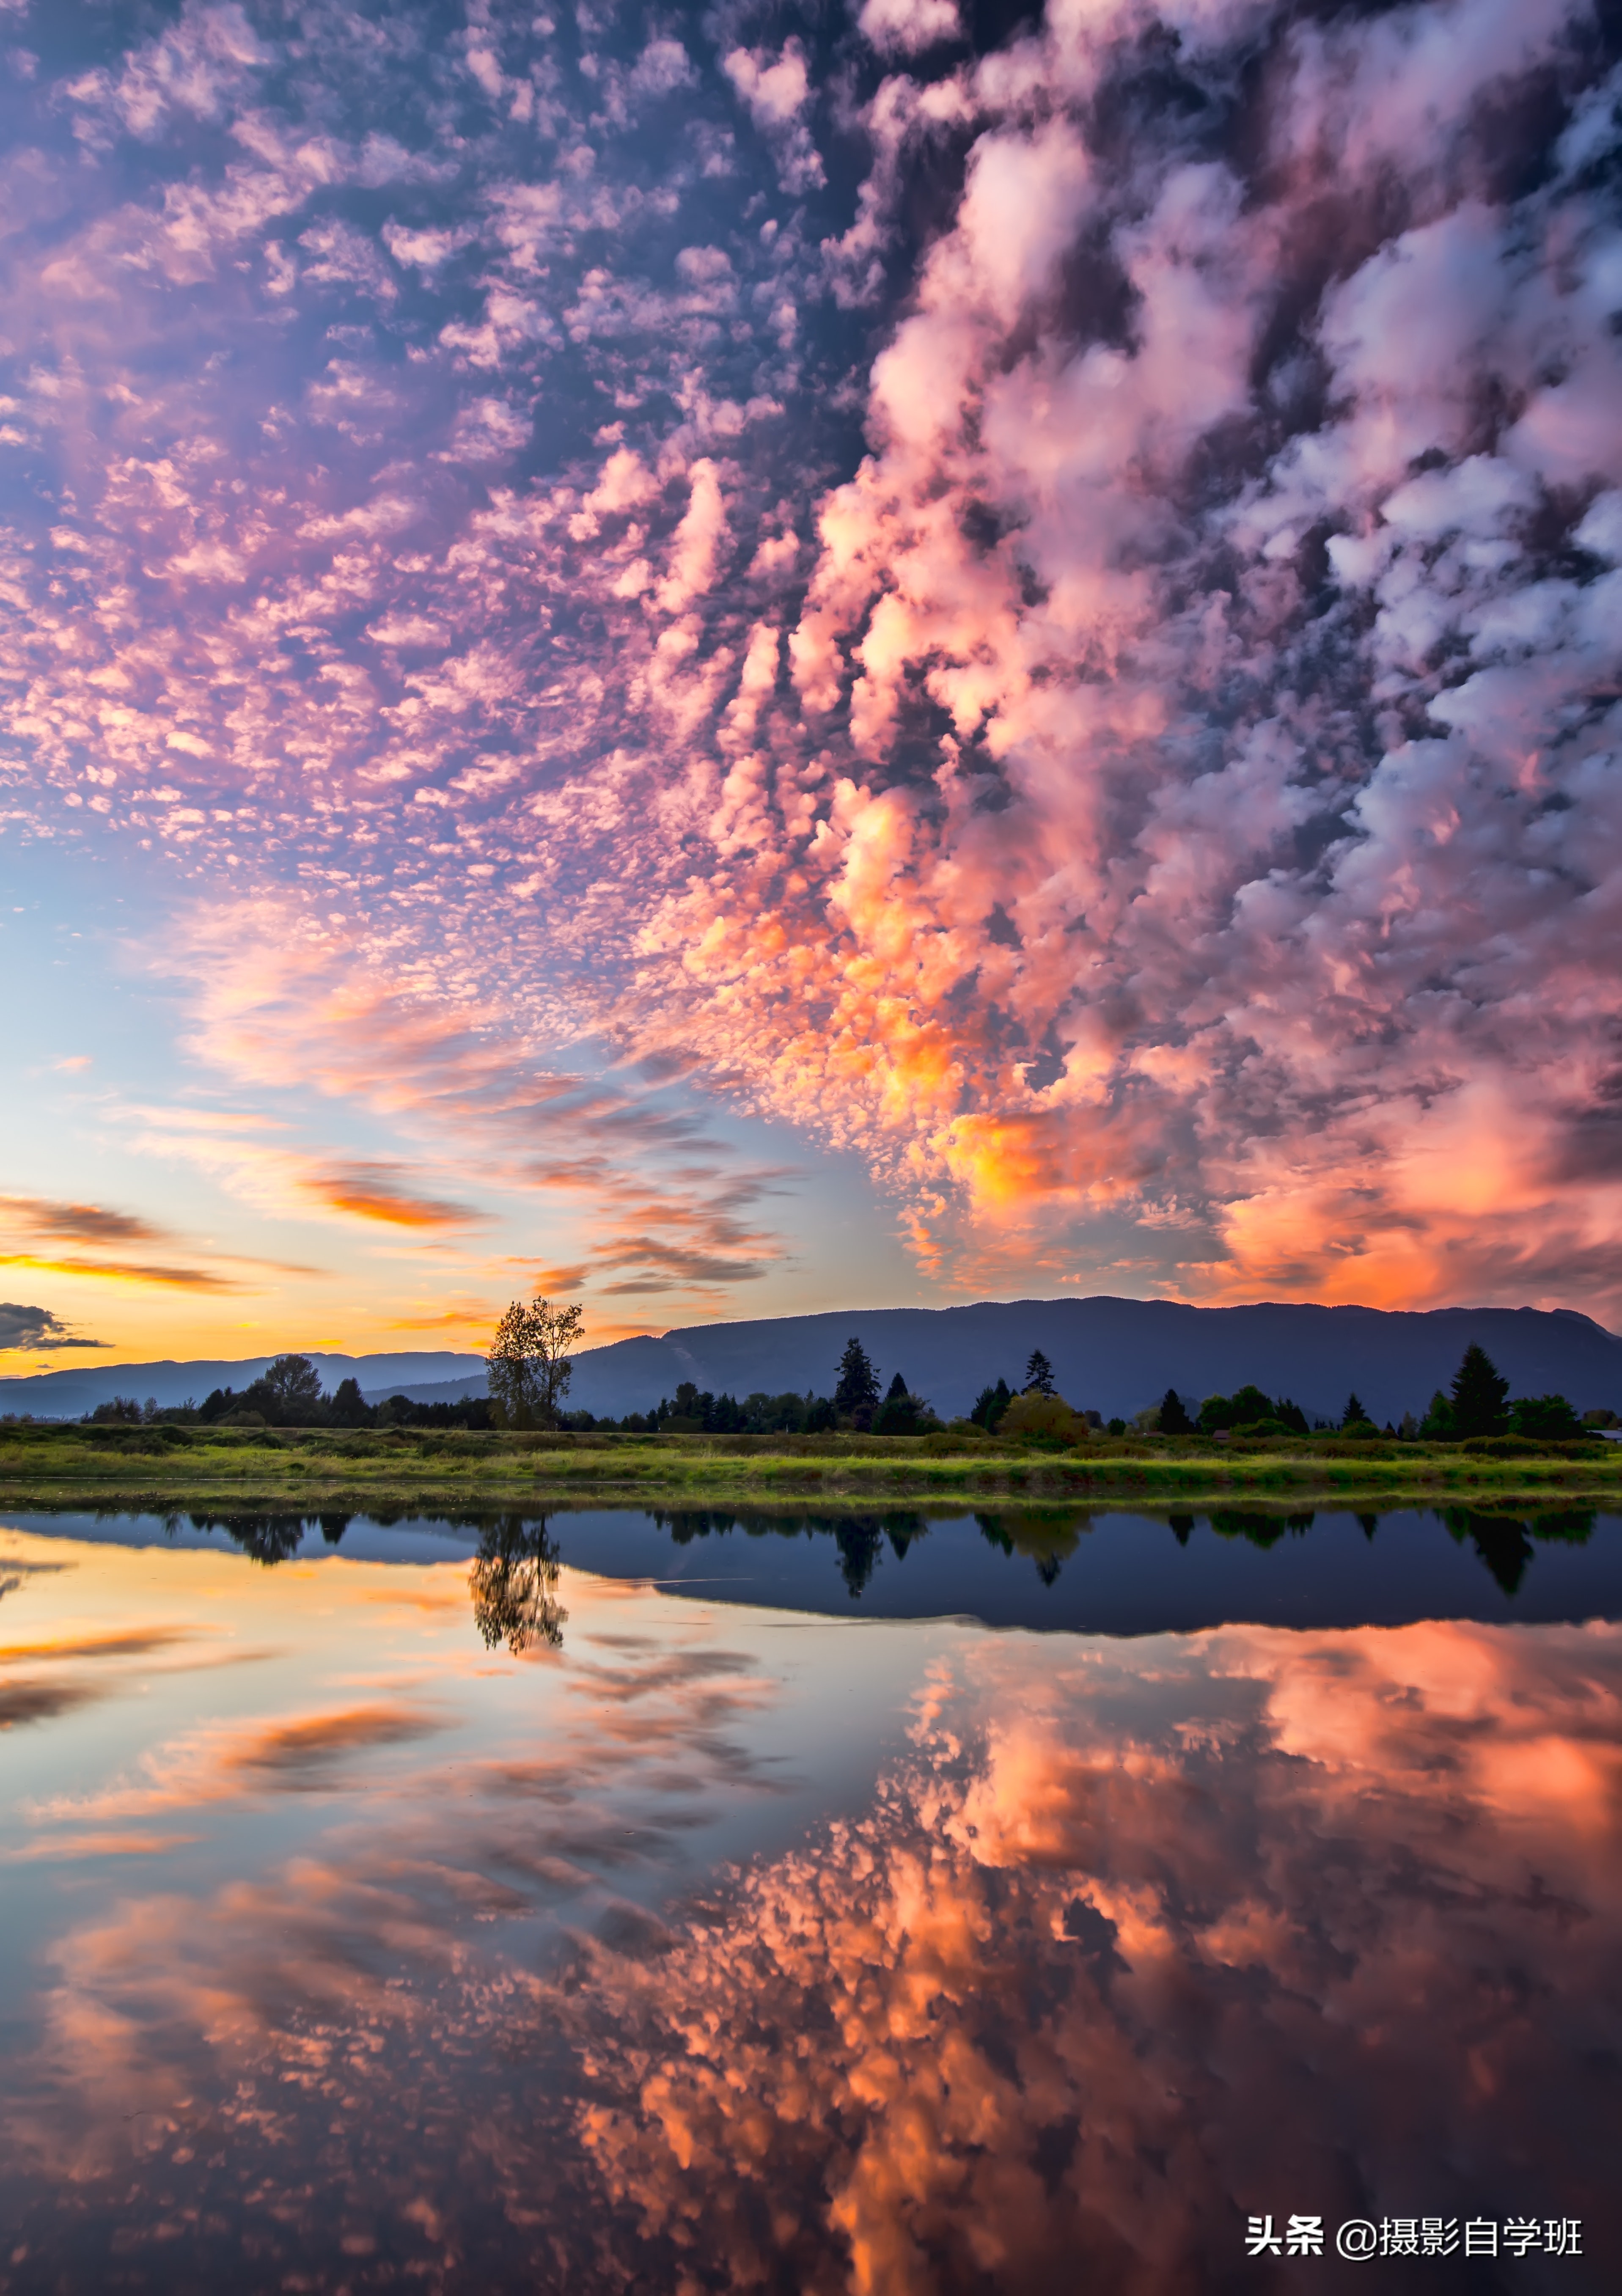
(6, 1832, 202, 1863)
(223, 1703, 443, 1781)
(0, 1627, 200, 1664)
(2, 1607, 1615, 2287)
(0, 1679, 105, 1730)
(567, 1622, 1622, 2290)
(28, 1698, 448, 1827)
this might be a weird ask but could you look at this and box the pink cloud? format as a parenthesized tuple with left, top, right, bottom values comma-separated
(2, 0, 1619, 1321)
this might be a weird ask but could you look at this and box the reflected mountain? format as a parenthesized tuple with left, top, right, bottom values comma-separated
(470, 1515, 567, 1653)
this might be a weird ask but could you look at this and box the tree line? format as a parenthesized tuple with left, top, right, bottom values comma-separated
(75, 1318, 1616, 1445)
(80, 1355, 492, 1431)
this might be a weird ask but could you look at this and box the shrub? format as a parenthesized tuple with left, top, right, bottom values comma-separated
(999, 1392, 1091, 1442)
(1509, 1394, 1585, 1441)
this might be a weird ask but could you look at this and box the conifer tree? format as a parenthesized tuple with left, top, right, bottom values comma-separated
(834, 1337, 880, 1416)
(1024, 1348, 1057, 1396)
(1449, 1345, 1510, 1438)
(1158, 1386, 1193, 1435)
(971, 1378, 1013, 1430)
(1341, 1392, 1370, 1429)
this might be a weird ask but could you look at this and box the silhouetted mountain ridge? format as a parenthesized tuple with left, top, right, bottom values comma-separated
(9, 1302, 1619, 1426)
(562, 1300, 1622, 1427)
(0, 1352, 484, 1419)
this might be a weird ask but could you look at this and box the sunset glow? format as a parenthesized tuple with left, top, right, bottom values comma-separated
(3, 0, 1621, 1367)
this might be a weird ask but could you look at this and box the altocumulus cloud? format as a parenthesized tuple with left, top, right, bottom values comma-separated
(0, 0, 1620, 1315)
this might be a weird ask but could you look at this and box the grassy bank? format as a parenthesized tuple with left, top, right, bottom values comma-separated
(3, 1420, 1620, 1516)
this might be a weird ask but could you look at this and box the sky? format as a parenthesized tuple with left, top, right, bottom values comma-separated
(1, 0, 1620, 1373)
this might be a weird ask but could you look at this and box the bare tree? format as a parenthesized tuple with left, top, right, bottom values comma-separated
(485, 1297, 584, 1429)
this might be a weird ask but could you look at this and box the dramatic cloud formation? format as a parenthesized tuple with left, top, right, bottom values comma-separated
(2, 0, 1620, 1339)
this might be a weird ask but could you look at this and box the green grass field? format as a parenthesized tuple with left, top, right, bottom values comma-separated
(3, 1419, 1619, 1517)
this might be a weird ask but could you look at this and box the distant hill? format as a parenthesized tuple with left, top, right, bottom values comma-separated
(5, 1301, 1621, 1427)
(0, 1351, 484, 1420)
(563, 1299, 1622, 1427)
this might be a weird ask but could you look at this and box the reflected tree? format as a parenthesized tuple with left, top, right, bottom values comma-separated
(192, 1512, 308, 1565)
(319, 1513, 352, 1545)
(1530, 1508, 1595, 1545)
(1440, 1504, 1593, 1592)
(1208, 1509, 1288, 1549)
(1168, 1514, 1194, 1546)
(653, 1509, 741, 1544)
(833, 1518, 885, 1598)
(471, 1516, 567, 1653)
(1442, 1509, 1535, 1595)
(976, 1513, 1014, 1556)
(884, 1513, 926, 1560)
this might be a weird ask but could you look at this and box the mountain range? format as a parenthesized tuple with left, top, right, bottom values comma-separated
(4, 1299, 1622, 1426)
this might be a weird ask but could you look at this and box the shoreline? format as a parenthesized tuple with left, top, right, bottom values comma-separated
(3, 1425, 1619, 1515)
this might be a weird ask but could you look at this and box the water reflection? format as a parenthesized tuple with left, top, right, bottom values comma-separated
(1441, 1504, 1598, 1594)
(564, 1622, 1622, 2293)
(470, 1515, 567, 1653)
(12, 1500, 1621, 1648)
(0, 1518, 1615, 2291)
(185, 1508, 311, 1565)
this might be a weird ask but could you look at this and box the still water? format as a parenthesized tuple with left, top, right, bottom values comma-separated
(1, 1503, 1617, 2292)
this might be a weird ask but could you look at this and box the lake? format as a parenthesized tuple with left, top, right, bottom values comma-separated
(1, 1502, 1617, 2291)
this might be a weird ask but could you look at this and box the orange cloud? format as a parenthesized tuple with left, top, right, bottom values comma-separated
(0, 1253, 242, 1292)
(297, 1161, 488, 1230)
(0, 1196, 170, 1248)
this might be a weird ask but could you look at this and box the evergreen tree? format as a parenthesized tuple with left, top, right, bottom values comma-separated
(971, 1377, 1013, 1430)
(327, 1376, 373, 1427)
(1158, 1386, 1194, 1435)
(1419, 1388, 1454, 1438)
(834, 1336, 880, 1417)
(873, 1372, 923, 1436)
(1024, 1348, 1057, 1396)
(1449, 1345, 1509, 1439)
(1341, 1392, 1371, 1430)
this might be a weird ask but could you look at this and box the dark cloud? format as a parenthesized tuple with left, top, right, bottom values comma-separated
(0, 1680, 102, 1730)
(0, 1302, 107, 1353)
(223, 1704, 445, 1784)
